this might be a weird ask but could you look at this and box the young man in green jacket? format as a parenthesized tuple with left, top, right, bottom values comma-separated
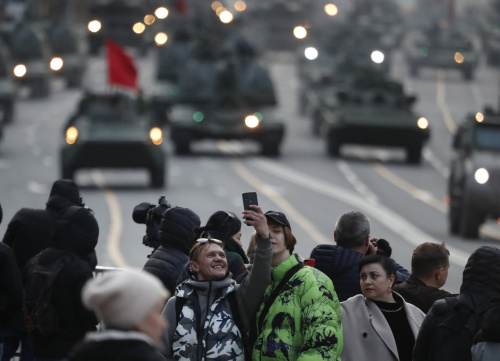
(248, 210, 343, 360)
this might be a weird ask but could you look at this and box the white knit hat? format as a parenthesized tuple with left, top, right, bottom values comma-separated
(82, 268, 169, 329)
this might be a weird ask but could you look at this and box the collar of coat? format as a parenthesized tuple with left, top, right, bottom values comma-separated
(271, 254, 300, 283)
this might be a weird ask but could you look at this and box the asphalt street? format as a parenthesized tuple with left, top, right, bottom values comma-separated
(1, 16, 500, 294)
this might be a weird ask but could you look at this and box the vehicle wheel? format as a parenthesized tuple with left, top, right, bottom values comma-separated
(150, 166, 165, 188)
(462, 69, 474, 81)
(406, 145, 422, 164)
(61, 166, 74, 180)
(448, 198, 461, 234)
(311, 111, 322, 137)
(459, 201, 483, 239)
(260, 133, 281, 157)
(327, 137, 341, 157)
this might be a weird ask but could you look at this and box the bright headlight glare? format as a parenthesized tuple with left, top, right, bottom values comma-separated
(13, 64, 27, 77)
(155, 32, 168, 46)
(305, 47, 318, 60)
(417, 117, 429, 129)
(88, 20, 101, 33)
(371, 50, 384, 64)
(133, 22, 146, 34)
(155, 7, 169, 19)
(66, 126, 78, 144)
(475, 168, 489, 184)
(150, 127, 163, 145)
(294, 26, 307, 39)
(245, 115, 259, 128)
(50, 57, 63, 71)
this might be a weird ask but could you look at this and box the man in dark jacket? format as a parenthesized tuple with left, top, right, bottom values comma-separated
(394, 242, 456, 313)
(26, 205, 99, 361)
(413, 246, 500, 361)
(143, 206, 201, 296)
(310, 210, 409, 301)
(1, 179, 87, 361)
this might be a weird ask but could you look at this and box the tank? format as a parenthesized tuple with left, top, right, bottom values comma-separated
(168, 39, 285, 156)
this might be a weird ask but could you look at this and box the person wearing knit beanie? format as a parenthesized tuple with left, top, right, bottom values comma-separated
(69, 269, 169, 361)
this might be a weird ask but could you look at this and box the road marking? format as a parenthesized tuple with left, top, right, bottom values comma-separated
(436, 70, 457, 134)
(246, 157, 470, 267)
(230, 159, 331, 245)
(91, 170, 128, 268)
(337, 160, 379, 204)
(423, 147, 449, 177)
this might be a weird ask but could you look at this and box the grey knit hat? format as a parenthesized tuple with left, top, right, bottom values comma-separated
(82, 268, 169, 329)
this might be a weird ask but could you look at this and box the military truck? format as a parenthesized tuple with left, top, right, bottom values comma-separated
(322, 73, 430, 164)
(448, 108, 500, 238)
(60, 92, 166, 188)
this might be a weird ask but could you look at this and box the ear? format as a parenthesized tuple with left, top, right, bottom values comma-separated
(435, 267, 443, 281)
(189, 261, 199, 273)
(389, 273, 396, 285)
(333, 230, 337, 242)
(365, 234, 371, 247)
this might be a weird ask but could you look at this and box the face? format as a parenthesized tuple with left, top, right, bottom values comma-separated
(190, 243, 228, 281)
(269, 223, 290, 266)
(232, 229, 242, 246)
(360, 263, 395, 302)
(135, 299, 167, 343)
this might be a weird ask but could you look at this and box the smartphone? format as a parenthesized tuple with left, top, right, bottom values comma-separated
(303, 259, 315, 267)
(242, 192, 258, 211)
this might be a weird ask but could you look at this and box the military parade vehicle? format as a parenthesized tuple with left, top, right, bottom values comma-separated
(321, 72, 430, 164)
(60, 92, 166, 188)
(405, 23, 478, 80)
(448, 108, 500, 238)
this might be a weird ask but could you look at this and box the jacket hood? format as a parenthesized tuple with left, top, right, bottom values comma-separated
(158, 206, 200, 254)
(46, 179, 82, 210)
(50, 206, 99, 257)
(202, 230, 249, 264)
(460, 246, 500, 298)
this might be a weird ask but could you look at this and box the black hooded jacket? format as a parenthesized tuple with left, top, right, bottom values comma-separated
(413, 246, 500, 361)
(27, 206, 100, 359)
(143, 206, 200, 295)
(3, 179, 83, 270)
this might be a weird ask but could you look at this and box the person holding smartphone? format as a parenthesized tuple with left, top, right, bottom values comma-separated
(162, 204, 272, 361)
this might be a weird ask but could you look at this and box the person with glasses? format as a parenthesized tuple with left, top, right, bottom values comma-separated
(177, 210, 249, 284)
(161, 204, 272, 361)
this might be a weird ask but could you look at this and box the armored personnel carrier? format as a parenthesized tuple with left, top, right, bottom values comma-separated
(405, 23, 478, 80)
(60, 92, 166, 188)
(322, 72, 430, 164)
(448, 108, 500, 238)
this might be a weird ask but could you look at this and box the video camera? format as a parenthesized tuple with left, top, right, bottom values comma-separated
(132, 196, 171, 250)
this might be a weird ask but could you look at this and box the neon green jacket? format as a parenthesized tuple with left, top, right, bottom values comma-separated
(252, 254, 343, 360)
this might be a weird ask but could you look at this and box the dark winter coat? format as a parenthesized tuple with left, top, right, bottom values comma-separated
(2, 179, 83, 270)
(69, 330, 166, 361)
(393, 274, 457, 313)
(310, 244, 410, 302)
(0, 243, 23, 329)
(28, 206, 99, 359)
(471, 299, 500, 361)
(413, 246, 500, 361)
(143, 206, 200, 296)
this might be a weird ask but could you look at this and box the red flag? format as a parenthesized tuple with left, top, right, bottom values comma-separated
(176, 0, 187, 14)
(106, 39, 137, 90)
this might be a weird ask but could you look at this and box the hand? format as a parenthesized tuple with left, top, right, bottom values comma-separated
(367, 237, 378, 255)
(242, 205, 269, 239)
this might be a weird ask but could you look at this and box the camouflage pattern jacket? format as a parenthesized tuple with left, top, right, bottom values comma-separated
(252, 254, 343, 360)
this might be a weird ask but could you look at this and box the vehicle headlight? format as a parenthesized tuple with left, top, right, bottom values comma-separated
(155, 7, 169, 19)
(66, 126, 78, 144)
(475, 168, 489, 184)
(13, 64, 27, 77)
(133, 22, 146, 34)
(304, 47, 318, 60)
(245, 115, 259, 128)
(454, 52, 464, 64)
(150, 127, 163, 145)
(371, 50, 384, 64)
(155, 32, 168, 46)
(294, 26, 307, 39)
(50, 57, 63, 71)
(88, 20, 101, 33)
(417, 117, 429, 129)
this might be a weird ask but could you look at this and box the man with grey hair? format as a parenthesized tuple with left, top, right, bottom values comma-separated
(310, 210, 409, 301)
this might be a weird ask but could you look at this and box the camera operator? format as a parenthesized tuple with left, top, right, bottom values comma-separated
(134, 197, 200, 297)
